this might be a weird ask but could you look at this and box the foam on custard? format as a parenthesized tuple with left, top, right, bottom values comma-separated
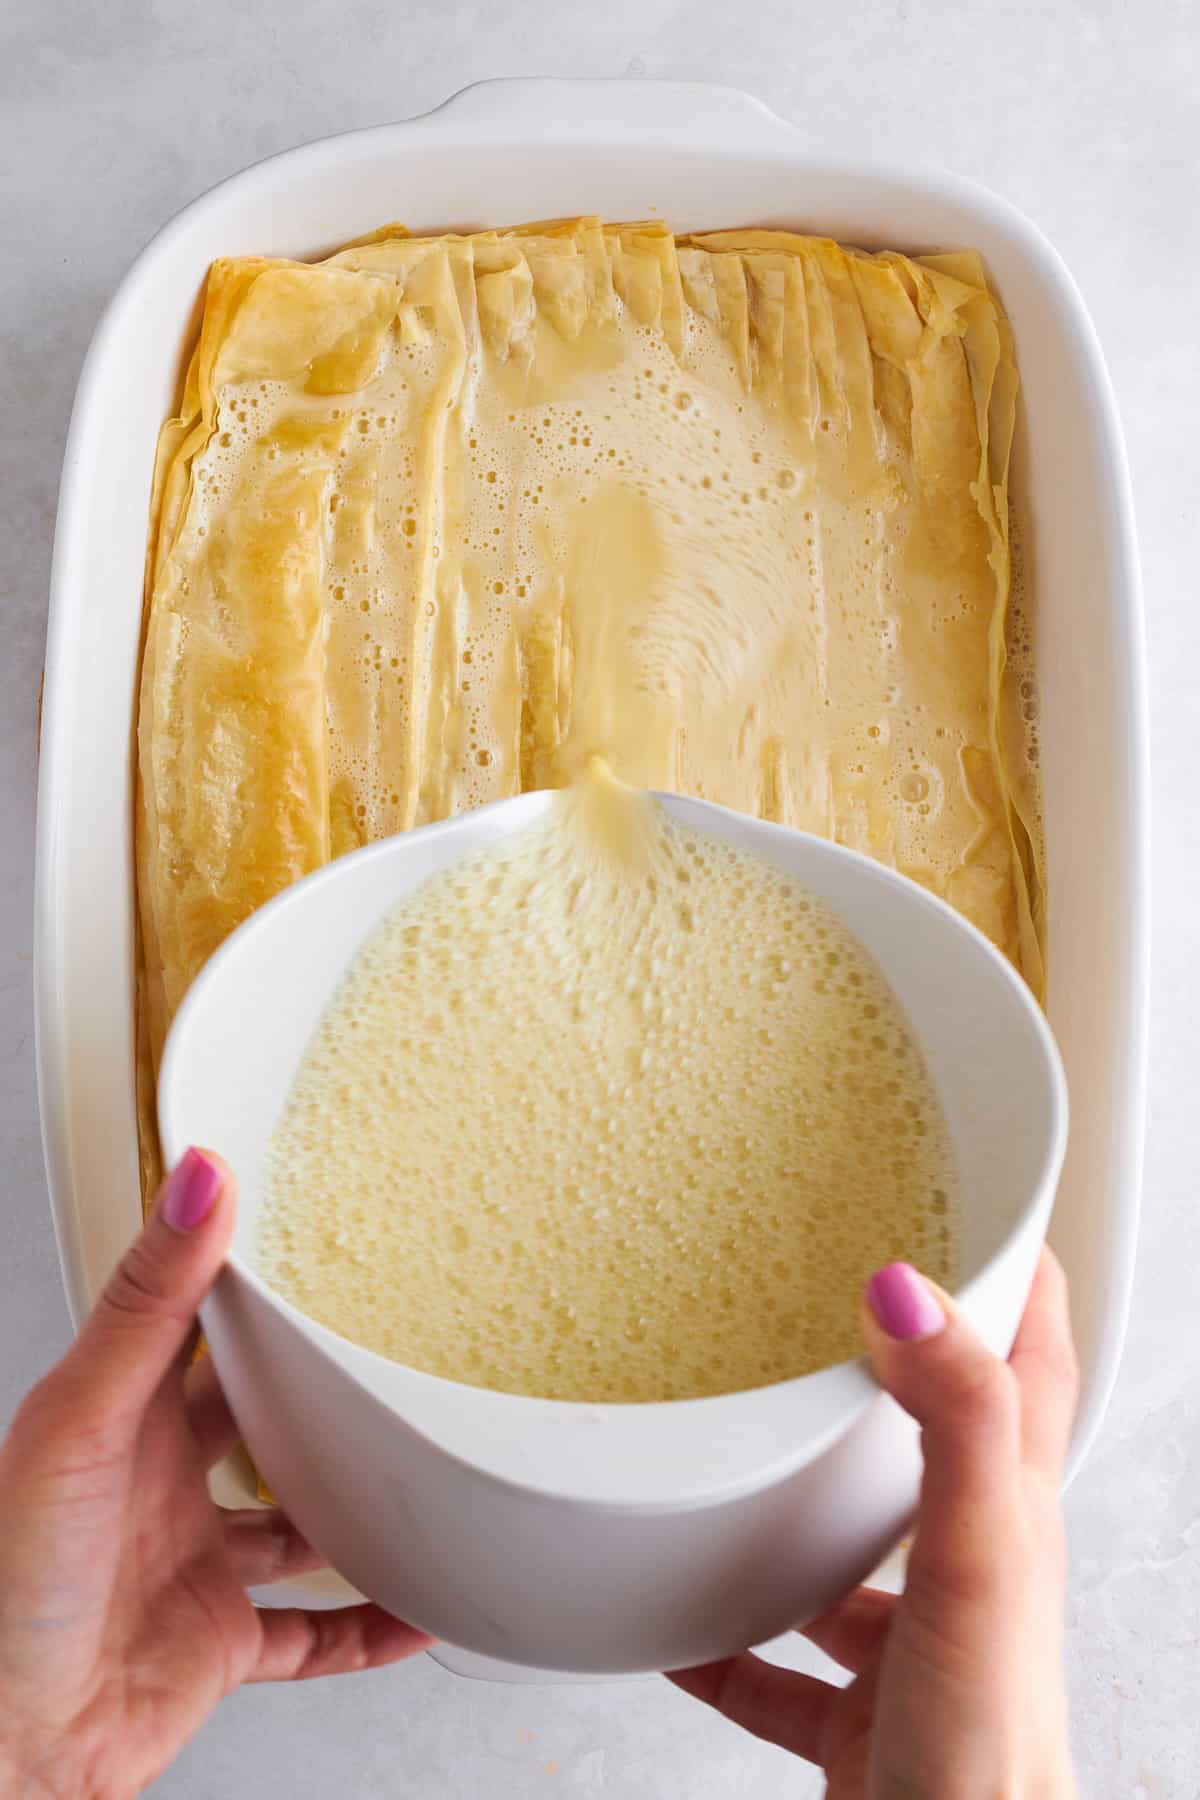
(256, 772, 958, 1403)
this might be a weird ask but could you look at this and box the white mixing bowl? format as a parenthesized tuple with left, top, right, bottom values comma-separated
(158, 790, 1066, 1673)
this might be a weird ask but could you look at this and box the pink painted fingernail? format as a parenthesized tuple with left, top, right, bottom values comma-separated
(161, 1147, 222, 1233)
(865, 1263, 946, 1341)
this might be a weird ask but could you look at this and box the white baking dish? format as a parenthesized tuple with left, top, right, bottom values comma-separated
(35, 77, 1147, 1662)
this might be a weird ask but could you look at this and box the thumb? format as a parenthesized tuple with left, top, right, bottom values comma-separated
(863, 1263, 1022, 1591)
(69, 1148, 236, 1429)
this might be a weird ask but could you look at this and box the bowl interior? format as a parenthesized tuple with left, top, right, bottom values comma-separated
(163, 791, 1064, 1287)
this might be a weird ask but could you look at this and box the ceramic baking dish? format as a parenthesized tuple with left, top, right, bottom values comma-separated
(35, 78, 1148, 1664)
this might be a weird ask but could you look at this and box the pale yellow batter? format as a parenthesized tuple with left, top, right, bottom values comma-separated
(136, 218, 1042, 1196)
(256, 776, 958, 1401)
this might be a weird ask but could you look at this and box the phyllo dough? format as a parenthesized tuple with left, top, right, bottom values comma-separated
(136, 218, 1042, 1195)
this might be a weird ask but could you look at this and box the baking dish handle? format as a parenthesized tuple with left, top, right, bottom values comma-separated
(422, 78, 804, 155)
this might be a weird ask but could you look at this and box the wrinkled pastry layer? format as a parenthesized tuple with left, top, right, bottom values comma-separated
(136, 218, 1043, 1194)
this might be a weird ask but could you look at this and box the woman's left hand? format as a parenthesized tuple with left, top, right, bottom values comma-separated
(0, 1148, 431, 1799)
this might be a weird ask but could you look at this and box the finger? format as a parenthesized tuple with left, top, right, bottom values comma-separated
(799, 1585, 896, 1674)
(862, 1263, 1021, 1590)
(68, 1150, 235, 1434)
(249, 1604, 433, 1683)
(220, 1509, 328, 1587)
(666, 1653, 837, 1765)
(184, 1354, 241, 1468)
(1007, 1246, 1079, 1481)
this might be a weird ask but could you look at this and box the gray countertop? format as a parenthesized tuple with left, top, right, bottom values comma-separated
(2, 3, 1196, 1793)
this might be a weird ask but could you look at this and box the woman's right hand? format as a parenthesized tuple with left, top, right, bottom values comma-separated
(671, 1247, 1079, 1797)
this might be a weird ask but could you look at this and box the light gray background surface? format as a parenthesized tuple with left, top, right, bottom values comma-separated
(2, 3, 1195, 1794)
